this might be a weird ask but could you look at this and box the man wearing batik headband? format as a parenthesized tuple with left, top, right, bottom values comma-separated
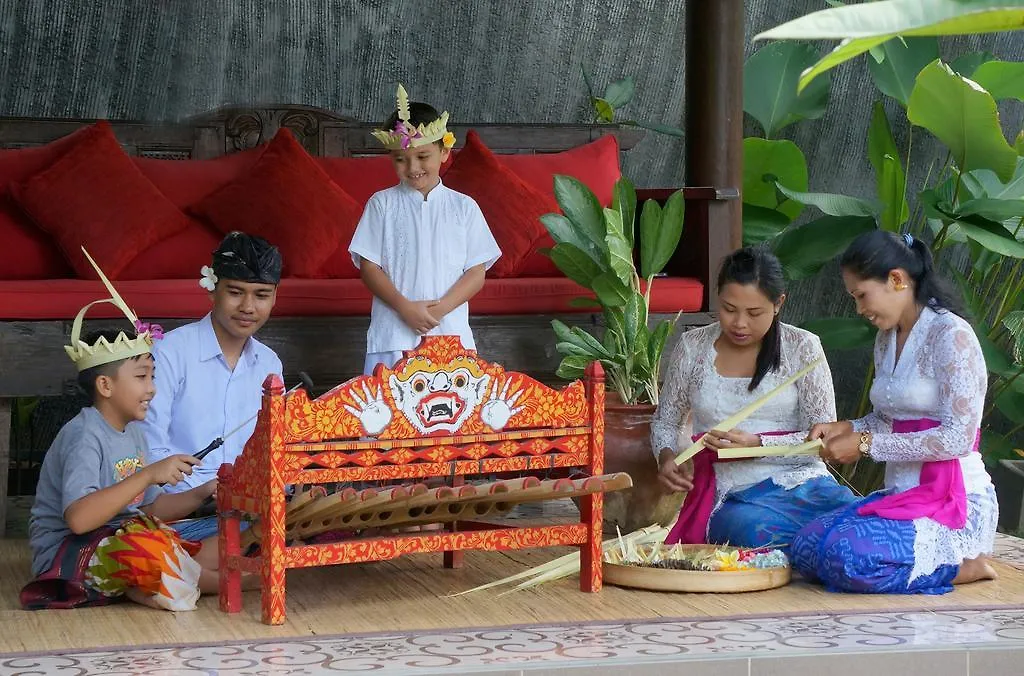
(349, 83, 501, 374)
(22, 248, 224, 612)
(142, 232, 283, 540)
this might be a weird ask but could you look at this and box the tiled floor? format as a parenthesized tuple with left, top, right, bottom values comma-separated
(2, 533, 1023, 675)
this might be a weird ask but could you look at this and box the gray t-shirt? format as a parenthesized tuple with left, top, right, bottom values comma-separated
(29, 407, 160, 576)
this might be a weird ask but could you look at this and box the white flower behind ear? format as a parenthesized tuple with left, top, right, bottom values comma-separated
(199, 265, 218, 291)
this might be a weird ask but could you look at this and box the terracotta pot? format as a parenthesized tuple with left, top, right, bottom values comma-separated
(601, 393, 685, 533)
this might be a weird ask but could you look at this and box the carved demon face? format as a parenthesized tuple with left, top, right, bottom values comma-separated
(389, 357, 490, 434)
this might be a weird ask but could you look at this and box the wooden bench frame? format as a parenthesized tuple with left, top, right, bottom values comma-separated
(216, 337, 607, 625)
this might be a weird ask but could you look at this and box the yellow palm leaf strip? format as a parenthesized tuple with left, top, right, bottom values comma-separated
(674, 358, 824, 466)
(715, 438, 824, 459)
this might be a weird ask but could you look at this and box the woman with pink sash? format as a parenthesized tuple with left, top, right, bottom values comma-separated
(654, 248, 855, 549)
(792, 231, 998, 595)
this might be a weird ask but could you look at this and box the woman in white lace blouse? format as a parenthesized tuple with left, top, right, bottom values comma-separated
(653, 248, 855, 548)
(793, 231, 998, 594)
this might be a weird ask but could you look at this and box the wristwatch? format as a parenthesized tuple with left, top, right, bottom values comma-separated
(858, 431, 872, 458)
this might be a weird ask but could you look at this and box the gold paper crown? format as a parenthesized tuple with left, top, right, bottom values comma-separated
(371, 84, 455, 150)
(65, 247, 155, 372)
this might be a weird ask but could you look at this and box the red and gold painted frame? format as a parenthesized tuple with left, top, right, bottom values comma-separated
(217, 336, 606, 625)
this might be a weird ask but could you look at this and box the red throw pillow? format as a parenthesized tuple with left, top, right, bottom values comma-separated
(10, 121, 191, 280)
(0, 196, 73, 280)
(317, 155, 397, 206)
(499, 134, 621, 206)
(190, 129, 362, 278)
(444, 130, 561, 278)
(0, 124, 99, 198)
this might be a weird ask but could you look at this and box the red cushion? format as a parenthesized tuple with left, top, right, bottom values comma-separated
(10, 121, 191, 280)
(317, 155, 397, 205)
(498, 134, 621, 206)
(134, 146, 267, 209)
(120, 148, 270, 280)
(0, 124, 98, 198)
(0, 196, 73, 280)
(443, 131, 559, 278)
(190, 129, 362, 278)
(0, 276, 703, 319)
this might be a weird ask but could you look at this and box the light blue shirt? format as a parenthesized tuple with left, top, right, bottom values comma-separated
(142, 314, 283, 493)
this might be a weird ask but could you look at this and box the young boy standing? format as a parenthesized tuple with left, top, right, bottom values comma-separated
(23, 251, 221, 611)
(349, 84, 501, 375)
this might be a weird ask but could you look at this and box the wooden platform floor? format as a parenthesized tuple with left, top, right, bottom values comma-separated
(2, 535, 1023, 655)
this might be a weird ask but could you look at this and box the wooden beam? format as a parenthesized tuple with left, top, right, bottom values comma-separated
(685, 0, 744, 310)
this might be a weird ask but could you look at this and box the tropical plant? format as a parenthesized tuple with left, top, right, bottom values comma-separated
(753, 0, 1024, 93)
(581, 65, 686, 137)
(748, 12, 1024, 487)
(540, 175, 685, 405)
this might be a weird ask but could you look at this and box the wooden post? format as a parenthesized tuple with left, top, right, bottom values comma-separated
(0, 398, 10, 538)
(580, 362, 605, 593)
(685, 0, 744, 311)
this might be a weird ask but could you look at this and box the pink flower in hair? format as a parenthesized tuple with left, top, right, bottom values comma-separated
(135, 320, 164, 341)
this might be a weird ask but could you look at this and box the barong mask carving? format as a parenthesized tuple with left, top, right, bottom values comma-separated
(282, 336, 585, 442)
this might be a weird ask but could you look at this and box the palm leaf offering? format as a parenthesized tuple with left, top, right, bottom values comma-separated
(603, 542, 788, 572)
(715, 438, 824, 459)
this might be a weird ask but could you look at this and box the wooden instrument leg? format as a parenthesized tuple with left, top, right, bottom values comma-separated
(579, 492, 603, 592)
(444, 474, 465, 569)
(218, 507, 243, 613)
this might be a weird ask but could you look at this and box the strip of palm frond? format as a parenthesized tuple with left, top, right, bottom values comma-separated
(674, 358, 824, 465)
(448, 524, 668, 597)
(715, 438, 824, 459)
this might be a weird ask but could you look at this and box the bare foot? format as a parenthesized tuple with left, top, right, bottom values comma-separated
(124, 587, 164, 609)
(952, 555, 998, 585)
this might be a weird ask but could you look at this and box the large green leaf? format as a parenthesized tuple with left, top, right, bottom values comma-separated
(961, 157, 1024, 201)
(742, 204, 792, 246)
(592, 273, 631, 307)
(907, 60, 1019, 183)
(612, 177, 637, 250)
(867, 36, 940, 105)
(553, 175, 609, 258)
(802, 317, 876, 349)
(776, 184, 880, 217)
(951, 51, 996, 77)
(556, 355, 592, 380)
(868, 101, 909, 231)
(541, 213, 605, 267)
(753, 1, 1024, 93)
(604, 208, 635, 287)
(1003, 310, 1024, 362)
(548, 242, 603, 287)
(971, 60, 1024, 101)
(996, 386, 1024, 425)
(743, 42, 832, 138)
(772, 215, 878, 280)
(622, 291, 647, 349)
(956, 215, 1024, 258)
(570, 326, 614, 360)
(743, 138, 809, 220)
(959, 197, 1024, 222)
(648, 319, 673, 371)
(977, 326, 1016, 374)
(980, 429, 1019, 467)
(604, 77, 636, 109)
(640, 190, 685, 279)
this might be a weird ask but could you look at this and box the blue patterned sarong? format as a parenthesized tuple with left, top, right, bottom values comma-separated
(791, 493, 959, 595)
(706, 476, 857, 549)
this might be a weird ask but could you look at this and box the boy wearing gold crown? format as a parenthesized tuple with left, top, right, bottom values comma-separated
(21, 251, 224, 612)
(349, 84, 501, 374)
(142, 232, 283, 542)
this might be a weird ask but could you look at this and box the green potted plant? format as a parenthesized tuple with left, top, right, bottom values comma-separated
(541, 175, 686, 531)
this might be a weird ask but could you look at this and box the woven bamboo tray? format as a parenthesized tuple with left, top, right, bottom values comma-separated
(603, 544, 791, 593)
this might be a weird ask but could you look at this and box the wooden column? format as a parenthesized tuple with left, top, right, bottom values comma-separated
(685, 0, 744, 311)
(0, 398, 10, 538)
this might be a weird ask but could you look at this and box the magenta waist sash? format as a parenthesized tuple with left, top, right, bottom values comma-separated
(665, 430, 794, 545)
(855, 418, 977, 529)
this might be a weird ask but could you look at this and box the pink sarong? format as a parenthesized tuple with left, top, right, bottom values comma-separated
(856, 418, 976, 529)
(665, 430, 794, 544)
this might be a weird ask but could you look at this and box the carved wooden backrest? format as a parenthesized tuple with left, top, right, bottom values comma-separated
(0, 104, 644, 160)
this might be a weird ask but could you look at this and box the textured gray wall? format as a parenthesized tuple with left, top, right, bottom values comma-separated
(1, 0, 1021, 414)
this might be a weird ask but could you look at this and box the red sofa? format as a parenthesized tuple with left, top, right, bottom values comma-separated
(0, 118, 704, 321)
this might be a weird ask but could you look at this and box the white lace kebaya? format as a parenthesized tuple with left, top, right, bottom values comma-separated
(651, 322, 836, 515)
(851, 306, 997, 581)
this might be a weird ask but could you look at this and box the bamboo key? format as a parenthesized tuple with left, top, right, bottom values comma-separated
(674, 358, 824, 466)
